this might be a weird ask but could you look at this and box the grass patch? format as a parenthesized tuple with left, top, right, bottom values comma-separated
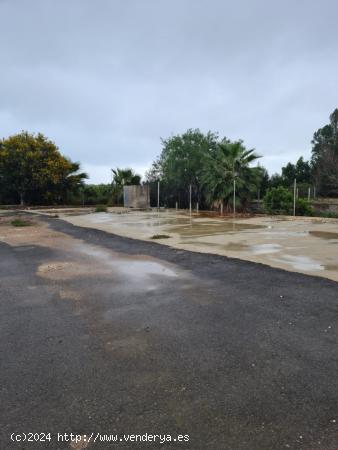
(11, 219, 32, 227)
(150, 234, 171, 239)
(95, 205, 108, 212)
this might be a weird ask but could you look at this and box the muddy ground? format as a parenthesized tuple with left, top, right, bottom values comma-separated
(1, 213, 338, 449)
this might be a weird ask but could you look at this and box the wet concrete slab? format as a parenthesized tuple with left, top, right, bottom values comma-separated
(50, 209, 338, 282)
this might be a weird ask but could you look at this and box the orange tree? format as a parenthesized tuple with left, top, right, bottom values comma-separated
(0, 131, 87, 205)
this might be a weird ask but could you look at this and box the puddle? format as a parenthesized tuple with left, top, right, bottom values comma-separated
(13, 245, 36, 252)
(272, 255, 324, 272)
(180, 240, 249, 251)
(117, 260, 177, 279)
(223, 242, 249, 251)
(76, 243, 179, 287)
(324, 264, 338, 271)
(168, 221, 264, 238)
(259, 230, 308, 238)
(251, 243, 282, 255)
(309, 231, 338, 240)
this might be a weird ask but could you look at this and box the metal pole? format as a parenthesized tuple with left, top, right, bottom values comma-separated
(157, 181, 160, 210)
(196, 202, 199, 213)
(189, 184, 192, 216)
(175, 201, 178, 211)
(220, 203, 223, 215)
(313, 186, 316, 199)
(308, 187, 311, 201)
(233, 178, 236, 218)
(293, 178, 296, 216)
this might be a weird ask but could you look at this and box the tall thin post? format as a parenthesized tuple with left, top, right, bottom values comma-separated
(308, 187, 311, 201)
(196, 202, 199, 214)
(157, 181, 160, 210)
(233, 178, 236, 218)
(313, 186, 316, 199)
(175, 201, 178, 211)
(293, 178, 297, 216)
(189, 184, 192, 216)
(220, 203, 223, 215)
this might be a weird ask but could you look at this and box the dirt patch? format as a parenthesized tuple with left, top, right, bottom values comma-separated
(309, 231, 338, 240)
(59, 289, 81, 301)
(37, 260, 100, 280)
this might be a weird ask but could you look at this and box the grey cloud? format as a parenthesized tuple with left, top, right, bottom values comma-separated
(1, 0, 337, 182)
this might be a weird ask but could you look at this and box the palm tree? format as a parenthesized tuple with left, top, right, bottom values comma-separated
(112, 168, 141, 186)
(202, 140, 261, 212)
(111, 168, 141, 205)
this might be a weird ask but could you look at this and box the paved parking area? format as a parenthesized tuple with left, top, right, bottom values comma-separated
(1, 214, 338, 449)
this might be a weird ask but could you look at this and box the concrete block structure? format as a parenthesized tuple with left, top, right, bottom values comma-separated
(123, 185, 150, 208)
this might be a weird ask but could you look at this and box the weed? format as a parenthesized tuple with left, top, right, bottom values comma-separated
(95, 205, 108, 212)
(11, 219, 32, 227)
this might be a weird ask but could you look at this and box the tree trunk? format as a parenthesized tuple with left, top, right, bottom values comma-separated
(19, 192, 24, 206)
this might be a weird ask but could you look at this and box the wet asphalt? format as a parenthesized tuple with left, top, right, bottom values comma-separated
(1, 215, 338, 450)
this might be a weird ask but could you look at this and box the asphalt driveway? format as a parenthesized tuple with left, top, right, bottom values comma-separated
(1, 214, 338, 449)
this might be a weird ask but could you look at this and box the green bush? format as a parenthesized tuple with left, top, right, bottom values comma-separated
(95, 204, 108, 212)
(296, 198, 314, 216)
(263, 187, 293, 214)
(150, 234, 171, 239)
(11, 219, 32, 227)
(317, 211, 338, 219)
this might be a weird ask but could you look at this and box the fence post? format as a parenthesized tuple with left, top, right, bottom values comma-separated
(293, 179, 297, 216)
(157, 181, 160, 210)
(233, 179, 236, 218)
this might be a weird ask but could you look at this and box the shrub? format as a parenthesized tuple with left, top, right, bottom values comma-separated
(296, 198, 314, 216)
(95, 205, 107, 212)
(263, 187, 293, 214)
(11, 219, 32, 227)
(317, 211, 338, 219)
(150, 234, 171, 239)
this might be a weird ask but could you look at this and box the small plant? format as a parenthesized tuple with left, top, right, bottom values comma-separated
(95, 205, 108, 212)
(296, 198, 314, 216)
(263, 187, 293, 214)
(11, 219, 32, 227)
(318, 211, 338, 219)
(150, 234, 171, 239)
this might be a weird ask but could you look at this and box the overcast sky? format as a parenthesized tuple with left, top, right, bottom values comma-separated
(1, 0, 337, 183)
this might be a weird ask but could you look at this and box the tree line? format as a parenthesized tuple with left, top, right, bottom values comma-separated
(269, 108, 338, 196)
(0, 109, 337, 209)
(145, 108, 338, 211)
